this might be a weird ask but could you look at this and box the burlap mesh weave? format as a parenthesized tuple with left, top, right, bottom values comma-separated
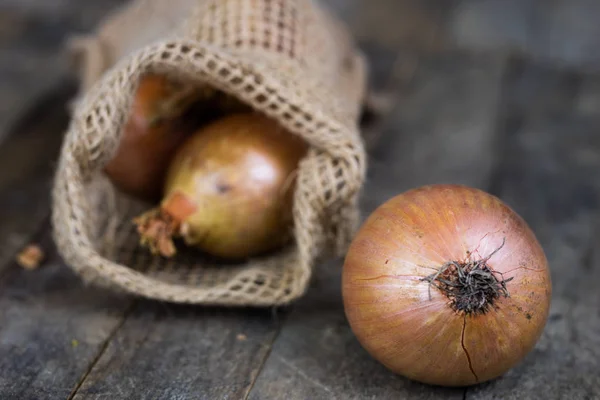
(52, 0, 368, 306)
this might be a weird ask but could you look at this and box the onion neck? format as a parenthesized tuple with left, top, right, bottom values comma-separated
(421, 238, 513, 315)
(133, 191, 198, 257)
(133, 208, 181, 257)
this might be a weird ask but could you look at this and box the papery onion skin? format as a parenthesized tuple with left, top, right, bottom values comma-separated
(135, 112, 308, 260)
(341, 184, 552, 387)
(103, 74, 195, 202)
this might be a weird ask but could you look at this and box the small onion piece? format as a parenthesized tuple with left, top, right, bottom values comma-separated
(134, 112, 309, 260)
(342, 184, 552, 387)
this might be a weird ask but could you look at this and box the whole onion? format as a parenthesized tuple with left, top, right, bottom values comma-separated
(342, 184, 552, 387)
(134, 112, 308, 260)
(104, 74, 199, 202)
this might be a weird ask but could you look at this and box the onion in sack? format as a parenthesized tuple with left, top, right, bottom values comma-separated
(342, 184, 552, 387)
(134, 112, 309, 260)
(103, 73, 209, 201)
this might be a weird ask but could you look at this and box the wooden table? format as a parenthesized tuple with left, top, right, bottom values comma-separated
(1, 1, 599, 399)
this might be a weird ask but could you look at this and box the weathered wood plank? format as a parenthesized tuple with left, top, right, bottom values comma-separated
(0, 0, 123, 265)
(4, 1, 600, 399)
(324, 0, 460, 152)
(450, 0, 600, 71)
(364, 50, 507, 211)
(0, 232, 133, 400)
(0, 80, 138, 399)
(0, 0, 125, 142)
(465, 58, 600, 399)
(0, 81, 76, 274)
(247, 50, 508, 400)
(72, 304, 282, 399)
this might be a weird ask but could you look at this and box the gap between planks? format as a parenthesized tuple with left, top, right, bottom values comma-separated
(67, 300, 139, 400)
(242, 310, 286, 400)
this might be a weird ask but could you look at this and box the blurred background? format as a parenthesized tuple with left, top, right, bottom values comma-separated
(3, 0, 600, 143)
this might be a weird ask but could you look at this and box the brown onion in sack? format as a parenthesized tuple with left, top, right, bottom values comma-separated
(104, 74, 199, 202)
(134, 112, 309, 260)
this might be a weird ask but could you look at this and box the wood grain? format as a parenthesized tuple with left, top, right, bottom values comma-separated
(0, 232, 133, 399)
(72, 304, 283, 399)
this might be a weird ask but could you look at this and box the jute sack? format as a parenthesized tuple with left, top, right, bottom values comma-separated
(52, 0, 368, 306)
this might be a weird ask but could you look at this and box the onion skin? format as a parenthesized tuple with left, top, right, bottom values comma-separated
(135, 112, 308, 260)
(104, 74, 201, 202)
(342, 184, 552, 387)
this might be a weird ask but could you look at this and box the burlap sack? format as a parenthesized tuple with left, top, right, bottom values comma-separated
(52, 0, 368, 306)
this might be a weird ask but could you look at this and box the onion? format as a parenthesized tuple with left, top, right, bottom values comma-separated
(103, 74, 201, 201)
(341, 184, 552, 387)
(134, 112, 308, 260)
